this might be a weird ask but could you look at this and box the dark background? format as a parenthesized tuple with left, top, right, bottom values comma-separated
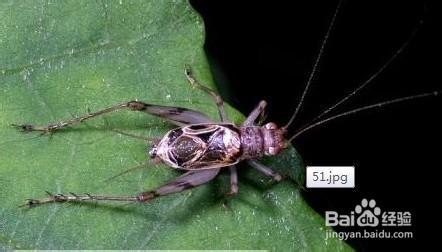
(191, 0, 440, 250)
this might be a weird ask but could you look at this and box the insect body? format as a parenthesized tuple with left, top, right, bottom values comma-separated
(14, 2, 438, 207)
(152, 124, 242, 170)
(14, 68, 288, 206)
(152, 123, 286, 170)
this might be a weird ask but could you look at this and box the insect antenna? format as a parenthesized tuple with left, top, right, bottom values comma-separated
(288, 91, 440, 142)
(298, 20, 423, 129)
(283, 0, 343, 130)
(283, 3, 429, 144)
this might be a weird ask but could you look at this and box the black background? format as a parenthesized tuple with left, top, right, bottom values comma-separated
(191, 0, 440, 250)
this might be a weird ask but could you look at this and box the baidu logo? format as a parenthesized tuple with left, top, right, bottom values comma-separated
(355, 198, 381, 227)
(325, 198, 411, 227)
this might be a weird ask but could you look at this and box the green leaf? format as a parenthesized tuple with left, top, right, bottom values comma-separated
(0, 1, 351, 250)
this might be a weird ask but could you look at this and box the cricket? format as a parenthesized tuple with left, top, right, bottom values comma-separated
(13, 1, 438, 208)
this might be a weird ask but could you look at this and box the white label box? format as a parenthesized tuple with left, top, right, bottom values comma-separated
(306, 166, 355, 188)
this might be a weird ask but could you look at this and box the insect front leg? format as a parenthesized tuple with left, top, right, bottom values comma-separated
(247, 160, 282, 182)
(22, 168, 221, 207)
(12, 101, 212, 133)
(184, 66, 228, 122)
(242, 100, 267, 126)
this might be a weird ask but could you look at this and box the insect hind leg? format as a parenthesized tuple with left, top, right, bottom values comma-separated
(12, 101, 212, 134)
(139, 168, 221, 200)
(21, 169, 221, 207)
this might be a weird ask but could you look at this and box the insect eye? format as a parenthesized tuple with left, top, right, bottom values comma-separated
(264, 122, 277, 130)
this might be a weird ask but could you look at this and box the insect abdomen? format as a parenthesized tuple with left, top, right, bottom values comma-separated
(155, 124, 242, 170)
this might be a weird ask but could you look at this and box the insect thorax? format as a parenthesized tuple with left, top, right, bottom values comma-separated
(239, 122, 287, 159)
(150, 123, 287, 170)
